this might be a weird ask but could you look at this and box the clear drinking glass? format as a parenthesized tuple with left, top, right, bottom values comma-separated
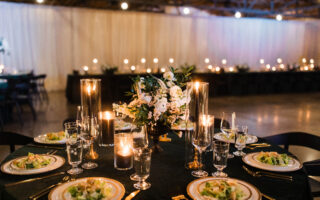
(212, 140, 229, 177)
(66, 139, 83, 175)
(81, 116, 99, 169)
(220, 112, 236, 158)
(130, 126, 149, 181)
(64, 122, 79, 141)
(191, 116, 211, 178)
(233, 125, 248, 156)
(133, 148, 152, 190)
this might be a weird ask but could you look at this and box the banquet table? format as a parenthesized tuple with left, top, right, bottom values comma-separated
(0, 133, 312, 200)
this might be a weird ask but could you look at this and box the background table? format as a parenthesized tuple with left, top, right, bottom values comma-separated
(0, 133, 312, 200)
(66, 71, 320, 103)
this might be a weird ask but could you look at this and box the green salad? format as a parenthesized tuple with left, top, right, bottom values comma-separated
(67, 179, 113, 200)
(12, 152, 52, 169)
(200, 180, 244, 200)
(46, 131, 65, 141)
(256, 152, 291, 166)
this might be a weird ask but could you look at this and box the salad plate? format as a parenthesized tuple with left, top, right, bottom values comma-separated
(214, 132, 258, 144)
(34, 131, 66, 145)
(242, 152, 302, 172)
(187, 177, 261, 200)
(1, 153, 65, 175)
(49, 177, 125, 200)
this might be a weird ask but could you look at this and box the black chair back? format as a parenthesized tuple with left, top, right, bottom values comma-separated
(0, 132, 33, 152)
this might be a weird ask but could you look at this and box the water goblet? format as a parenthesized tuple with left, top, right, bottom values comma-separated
(133, 148, 152, 190)
(212, 140, 229, 177)
(130, 126, 149, 181)
(66, 139, 83, 175)
(191, 117, 211, 178)
(220, 112, 236, 158)
(81, 116, 99, 169)
(233, 125, 248, 156)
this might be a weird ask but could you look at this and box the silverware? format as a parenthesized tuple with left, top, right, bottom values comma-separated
(172, 194, 188, 200)
(125, 190, 140, 200)
(27, 144, 64, 150)
(5, 171, 65, 187)
(246, 145, 271, 150)
(28, 176, 70, 200)
(261, 192, 276, 200)
(248, 143, 270, 146)
(243, 166, 293, 181)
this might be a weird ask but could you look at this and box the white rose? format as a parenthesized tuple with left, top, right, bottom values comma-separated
(140, 93, 152, 104)
(163, 71, 174, 81)
(170, 86, 183, 98)
(155, 98, 167, 113)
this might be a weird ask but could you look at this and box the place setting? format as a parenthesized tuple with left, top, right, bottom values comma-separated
(1, 5, 319, 198)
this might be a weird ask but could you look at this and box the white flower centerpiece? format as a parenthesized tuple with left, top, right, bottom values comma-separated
(113, 66, 194, 152)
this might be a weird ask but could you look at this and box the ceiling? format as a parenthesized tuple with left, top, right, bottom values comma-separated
(2, 0, 320, 19)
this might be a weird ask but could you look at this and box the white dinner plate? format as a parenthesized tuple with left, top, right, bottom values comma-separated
(242, 152, 302, 172)
(187, 177, 261, 200)
(1, 155, 65, 175)
(214, 132, 258, 144)
(49, 177, 125, 200)
(34, 132, 66, 145)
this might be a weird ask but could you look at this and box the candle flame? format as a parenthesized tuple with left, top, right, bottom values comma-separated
(195, 82, 200, 91)
(104, 111, 112, 120)
(86, 85, 91, 95)
(119, 140, 131, 156)
(92, 84, 96, 91)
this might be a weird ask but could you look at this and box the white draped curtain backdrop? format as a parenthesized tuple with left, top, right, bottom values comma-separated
(0, 2, 320, 90)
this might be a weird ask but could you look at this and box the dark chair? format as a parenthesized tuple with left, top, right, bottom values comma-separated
(263, 132, 320, 197)
(0, 131, 33, 152)
(32, 74, 48, 103)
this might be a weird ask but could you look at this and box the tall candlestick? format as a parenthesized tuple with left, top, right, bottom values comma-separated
(100, 111, 115, 147)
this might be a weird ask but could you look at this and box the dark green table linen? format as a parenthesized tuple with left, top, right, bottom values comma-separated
(0, 133, 312, 200)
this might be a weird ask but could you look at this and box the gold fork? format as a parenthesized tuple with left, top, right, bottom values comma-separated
(243, 166, 293, 181)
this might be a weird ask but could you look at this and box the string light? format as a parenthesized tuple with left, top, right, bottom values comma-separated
(276, 14, 283, 21)
(183, 7, 190, 15)
(277, 58, 282, 64)
(92, 58, 98, 64)
(153, 58, 159, 64)
(83, 66, 89, 72)
(146, 68, 152, 73)
(208, 65, 213, 70)
(36, 0, 44, 3)
(302, 58, 307, 64)
(204, 58, 210, 64)
(169, 58, 174, 64)
(215, 66, 221, 72)
(266, 64, 271, 69)
(160, 67, 166, 73)
(141, 58, 146, 63)
(280, 64, 285, 69)
(123, 59, 129, 64)
(310, 59, 314, 64)
(235, 11, 242, 19)
(221, 59, 227, 65)
(130, 65, 136, 71)
(120, 2, 129, 10)
(272, 66, 276, 71)
(229, 67, 234, 72)
(259, 59, 265, 64)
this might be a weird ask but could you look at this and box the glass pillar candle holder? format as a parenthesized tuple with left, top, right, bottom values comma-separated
(99, 111, 115, 147)
(114, 133, 133, 170)
(184, 81, 209, 170)
(80, 79, 101, 119)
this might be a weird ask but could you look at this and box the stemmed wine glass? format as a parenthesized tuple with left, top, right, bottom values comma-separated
(80, 116, 99, 169)
(220, 112, 236, 158)
(191, 116, 211, 178)
(130, 126, 149, 181)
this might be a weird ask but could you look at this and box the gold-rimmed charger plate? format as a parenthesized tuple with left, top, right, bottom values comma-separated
(214, 132, 258, 144)
(48, 177, 125, 200)
(242, 152, 302, 172)
(34, 132, 66, 145)
(1, 155, 65, 175)
(187, 177, 261, 200)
